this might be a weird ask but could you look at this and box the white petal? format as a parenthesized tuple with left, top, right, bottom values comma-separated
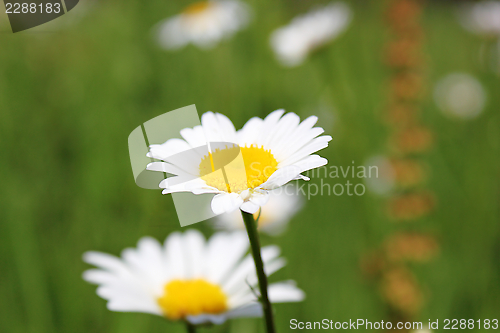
(228, 288, 257, 308)
(182, 230, 206, 278)
(279, 135, 332, 167)
(259, 165, 302, 190)
(256, 109, 285, 147)
(237, 117, 264, 146)
(186, 313, 228, 325)
(147, 138, 192, 161)
(211, 193, 243, 214)
(222, 246, 281, 294)
(244, 258, 287, 288)
(83, 252, 129, 274)
(276, 127, 325, 163)
(240, 200, 260, 214)
(215, 112, 238, 142)
(205, 232, 249, 284)
(202, 111, 238, 144)
(225, 303, 263, 319)
(191, 187, 222, 195)
(156, 17, 189, 50)
(249, 191, 270, 206)
(263, 112, 300, 150)
(180, 125, 207, 148)
(268, 281, 306, 303)
(163, 232, 186, 280)
(107, 297, 162, 315)
(292, 154, 328, 174)
(82, 269, 118, 285)
(121, 237, 166, 294)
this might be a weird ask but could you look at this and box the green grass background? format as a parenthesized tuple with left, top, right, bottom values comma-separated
(0, 0, 499, 332)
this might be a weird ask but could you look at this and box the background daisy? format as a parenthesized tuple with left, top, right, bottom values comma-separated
(459, 1, 500, 37)
(458, 1, 500, 73)
(270, 2, 352, 67)
(433, 73, 487, 120)
(83, 230, 304, 325)
(155, 0, 251, 50)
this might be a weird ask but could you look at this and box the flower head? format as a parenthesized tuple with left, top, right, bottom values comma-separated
(147, 110, 331, 215)
(434, 73, 486, 120)
(459, 1, 500, 37)
(270, 2, 352, 67)
(155, 0, 251, 50)
(212, 186, 304, 236)
(83, 230, 304, 324)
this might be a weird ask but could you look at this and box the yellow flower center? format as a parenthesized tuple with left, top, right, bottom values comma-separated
(183, 1, 212, 15)
(199, 145, 278, 193)
(158, 279, 228, 320)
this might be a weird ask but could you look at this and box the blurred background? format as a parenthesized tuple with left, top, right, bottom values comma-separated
(0, 0, 499, 332)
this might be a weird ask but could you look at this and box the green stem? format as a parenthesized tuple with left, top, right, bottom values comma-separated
(185, 322, 196, 333)
(241, 210, 276, 333)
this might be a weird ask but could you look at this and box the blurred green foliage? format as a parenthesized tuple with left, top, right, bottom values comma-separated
(0, 0, 499, 332)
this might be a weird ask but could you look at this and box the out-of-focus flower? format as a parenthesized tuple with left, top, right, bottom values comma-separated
(270, 2, 352, 67)
(380, 266, 423, 316)
(459, 1, 500, 37)
(83, 230, 304, 325)
(147, 110, 330, 215)
(386, 191, 435, 221)
(434, 73, 487, 120)
(389, 126, 433, 154)
(385, 233, 439, 263)
(364, 156, 396, 195)
(212, 186, 304, 236)
(155, 0, 251, 50)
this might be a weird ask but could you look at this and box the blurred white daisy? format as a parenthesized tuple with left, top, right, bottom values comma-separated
(155, 0, 251, 50)
(459, 1, 500, 37)
(434, 73, 486, 120)
(364, 155, 395, 196)
(270, 2, 352, 67)
(146, 110, 331, 215)
(83, 230, 304, 325)
(212, 185, 304, 236)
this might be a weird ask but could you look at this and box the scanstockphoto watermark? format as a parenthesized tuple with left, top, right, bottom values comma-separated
(290, 319, 423, 330)
(271, 163, 379, 200)
(290, 318, 499, 330)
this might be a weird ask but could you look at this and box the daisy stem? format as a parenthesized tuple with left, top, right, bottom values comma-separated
(241, 210, 276, 333)
(185, 322, 196, 333)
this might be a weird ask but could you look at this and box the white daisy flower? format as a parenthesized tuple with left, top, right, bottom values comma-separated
(83, 230, 304, 324)
(434, 73, 486, 120)
(146, 110, 331, 215)
(459, 1, 500, 37)
(155, 0, 251, 50)
(212, 185, 304, 236)
(270, 2, 352, 67)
